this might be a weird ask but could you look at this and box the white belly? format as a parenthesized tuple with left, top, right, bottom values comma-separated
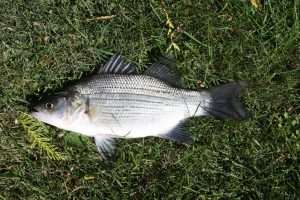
(63, 110, 185, 139)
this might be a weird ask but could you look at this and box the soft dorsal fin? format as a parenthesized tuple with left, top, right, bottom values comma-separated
(98, 54, 136, 74)
(145, 56, 182, 87)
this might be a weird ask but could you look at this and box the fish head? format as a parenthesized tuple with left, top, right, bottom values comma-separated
(30, 90, 85, 127)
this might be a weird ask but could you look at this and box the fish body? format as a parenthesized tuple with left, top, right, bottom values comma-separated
(65, 74, 209, 138)
(32, 54, 248, 158)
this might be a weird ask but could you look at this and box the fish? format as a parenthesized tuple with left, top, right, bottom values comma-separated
(31, 54, 248, 159)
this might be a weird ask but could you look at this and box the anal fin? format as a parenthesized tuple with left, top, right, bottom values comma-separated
(159, 122, 193, 144)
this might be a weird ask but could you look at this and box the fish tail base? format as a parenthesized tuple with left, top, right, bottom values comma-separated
(205, 82, 248, 120)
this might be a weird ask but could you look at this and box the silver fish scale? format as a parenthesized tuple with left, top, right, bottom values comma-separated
(72, 74, 206, 135)
(78, 74, 178, 97)
(77, 75, 183, 113)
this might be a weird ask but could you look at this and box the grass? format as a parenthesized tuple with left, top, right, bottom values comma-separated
(0, 0, 299, 199)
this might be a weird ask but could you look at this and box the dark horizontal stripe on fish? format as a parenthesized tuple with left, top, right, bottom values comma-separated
(99, 111, 164, 116)
(91, 104, 181, 117)
(88, 92, 176, 101)
(90, 81, 169, 90)
(80, 84, 178, 96)
(89, 98, 180, 109)
(88, 75, 171, 89)
(94, 85, 174, 93)
(90, 104, 164, 110)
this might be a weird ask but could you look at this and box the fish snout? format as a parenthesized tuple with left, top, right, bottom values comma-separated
(29, 106, 41, 118)
(31, 106, 38, 112)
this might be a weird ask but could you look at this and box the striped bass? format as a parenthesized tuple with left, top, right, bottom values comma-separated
(31, 54, 248, 158)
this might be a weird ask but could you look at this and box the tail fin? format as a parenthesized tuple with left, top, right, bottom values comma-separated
(205, 82, 248, 120)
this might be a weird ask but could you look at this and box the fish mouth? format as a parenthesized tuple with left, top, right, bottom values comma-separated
(30, 107, 40, 119)
(31, 107, 38, 112)
(30, 111, 38, 118)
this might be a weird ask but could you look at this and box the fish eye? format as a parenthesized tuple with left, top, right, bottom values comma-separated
(45, 103, 54, 110)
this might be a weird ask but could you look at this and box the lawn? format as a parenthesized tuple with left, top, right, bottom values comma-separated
(0, 0, 299, 199)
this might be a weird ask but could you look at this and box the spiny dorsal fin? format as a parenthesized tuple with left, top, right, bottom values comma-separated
(94, 136, 116, 160)
(145, 56, 182, 87)
(98, 54, 136, 74)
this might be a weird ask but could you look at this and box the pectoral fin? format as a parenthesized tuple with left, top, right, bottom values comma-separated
(94, 136, 116, 159)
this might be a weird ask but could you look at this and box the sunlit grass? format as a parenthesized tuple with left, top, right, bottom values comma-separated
(0, 0, 299, 199)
